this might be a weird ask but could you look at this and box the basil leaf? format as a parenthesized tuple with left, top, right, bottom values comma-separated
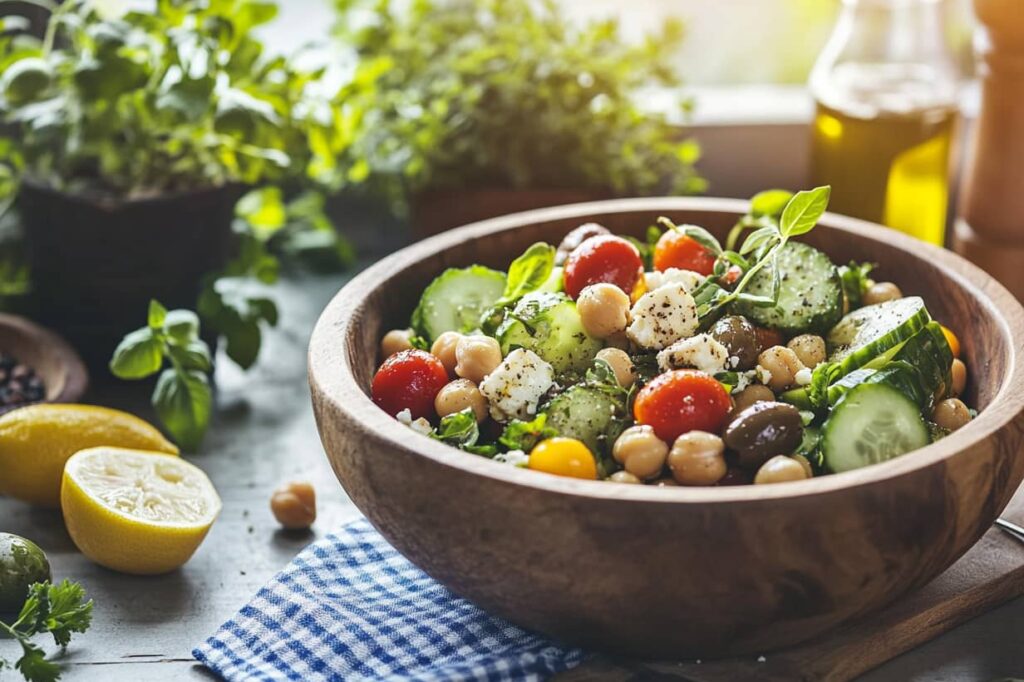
(223, 317, 261, 370)
(109, 327, 163, 379)
(164, 309, 200, 344)
(152, 368, 212, 452)
(500, 242, 555, 304)
(679, 224, 722, 255)
(498, 413, 555, 452)
(838, 261, 875, 309)
(720, 250, 750, 271)
(168, 339, 213, 373)
(432, 409, 480, 448)
(779, 186, 831, 239)
(148, 299, 167, 330)
(750, 189, 793, 218)
(738, 226, 779, 257)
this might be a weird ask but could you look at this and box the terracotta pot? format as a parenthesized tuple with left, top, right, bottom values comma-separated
(410, 187, 609, 239)
(19, 181, 241, 373)
(309, 198, 1024, 659)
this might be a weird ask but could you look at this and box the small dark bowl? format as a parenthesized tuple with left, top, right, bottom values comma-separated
(0, 313, 88, 413)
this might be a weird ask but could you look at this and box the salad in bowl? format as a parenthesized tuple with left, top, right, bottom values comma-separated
(370, 186, 971, 487)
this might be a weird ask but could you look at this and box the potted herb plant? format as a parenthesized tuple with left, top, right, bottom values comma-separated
(333, 0, 706, 237)
(0, 0, 345, 368)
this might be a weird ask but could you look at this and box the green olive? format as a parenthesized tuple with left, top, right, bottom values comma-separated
(0, 533, 51, 614)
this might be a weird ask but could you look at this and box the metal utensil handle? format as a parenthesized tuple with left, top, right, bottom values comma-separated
(995, 517, 1024, 543)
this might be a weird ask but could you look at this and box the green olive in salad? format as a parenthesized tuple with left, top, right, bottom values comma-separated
(371, 187, 973, 486)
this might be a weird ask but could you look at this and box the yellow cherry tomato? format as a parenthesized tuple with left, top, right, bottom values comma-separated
(528, 438, 597, 480)
(630, 270, 648, 304)
(941, 325, 961, 359)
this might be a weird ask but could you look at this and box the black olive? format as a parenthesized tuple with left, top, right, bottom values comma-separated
(723, 401, 804, 469)
(555, 223, 611, 264)
(711, 315, 760, 370)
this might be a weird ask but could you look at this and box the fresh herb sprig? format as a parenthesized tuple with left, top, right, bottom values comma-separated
(110, 300, 213, 450)
(0, 580, 93, 682)
(659, 185, 832, 327)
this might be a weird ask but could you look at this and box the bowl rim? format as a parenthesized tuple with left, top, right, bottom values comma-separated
(309, 196, 1024, 505)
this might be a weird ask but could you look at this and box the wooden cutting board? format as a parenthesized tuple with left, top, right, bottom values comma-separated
(559, 486, 1024, 682)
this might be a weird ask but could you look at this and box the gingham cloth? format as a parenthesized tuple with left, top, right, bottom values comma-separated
(193, 519, 586, 681)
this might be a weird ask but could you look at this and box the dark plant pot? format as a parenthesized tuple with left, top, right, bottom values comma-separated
(19, 181, 241, 374)
(410, 187, 611, 239)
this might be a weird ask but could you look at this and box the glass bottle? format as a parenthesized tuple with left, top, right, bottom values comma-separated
(809, 0, 960, 245)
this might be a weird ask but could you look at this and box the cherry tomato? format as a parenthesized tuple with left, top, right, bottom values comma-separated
(529, 437, 597, 479)
(563, 235, 643, 300)
(722, 264, 743, 286)
(633, 370, 732, 443)
(372, 349, 450, 420)
(653, 231, 717, 276)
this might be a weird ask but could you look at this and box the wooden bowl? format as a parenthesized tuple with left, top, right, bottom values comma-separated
(0, 313, 89, 411)
(309, 198, 1024, 658)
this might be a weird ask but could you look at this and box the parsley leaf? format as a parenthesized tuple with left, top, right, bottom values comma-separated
(1, 580, 94, 682)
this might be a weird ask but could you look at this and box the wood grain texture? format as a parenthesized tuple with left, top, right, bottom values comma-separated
(559, 485, 1024, 681)
(0, 312, 88, 405)
(308, 197, 1024, 659)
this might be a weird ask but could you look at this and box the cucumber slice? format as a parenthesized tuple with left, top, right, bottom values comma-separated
(543, 385, 625, 477)
(732, 242, 843, 335)
(411, 266, 507, 342)
(497, 292, 602, 376)
(826, 297, 930, 375)
(822, 383, 930, 473)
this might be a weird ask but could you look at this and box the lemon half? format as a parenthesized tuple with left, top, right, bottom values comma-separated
(0, 404, 178, 507)
(61, 447, 221, 575)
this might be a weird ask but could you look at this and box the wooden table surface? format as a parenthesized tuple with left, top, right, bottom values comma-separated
(2, 271, 1024, 682)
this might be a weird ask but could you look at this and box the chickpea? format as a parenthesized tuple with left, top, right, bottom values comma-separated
(434, 379, 488, 422)
(577, 283, 631, 339)
(609, 470, 642, 484)
(612, 425, 669, 480)
(605, 331, 631, 351)
(951, 359, 967, 397)
(380, 329, 414, 358)
(757, 346, 806, 392)
(787, 334, 826, 369)
(754, 456, 809, 485)
(596, 348, 635, 388)
(455, 335, 502, 384)
(792, 454, 815, 479)
(933, 398, 972, 432)
(667, 431, 727, 486)
(863, 281, 903, 306)
(270, 481, 317, 530)
(731, 384, 775, 417)
(431, 331, 462, 375)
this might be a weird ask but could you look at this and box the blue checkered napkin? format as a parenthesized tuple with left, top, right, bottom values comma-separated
(193, 519, 586, 681)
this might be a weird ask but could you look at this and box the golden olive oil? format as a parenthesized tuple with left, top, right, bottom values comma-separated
(810, 102, 958, 246)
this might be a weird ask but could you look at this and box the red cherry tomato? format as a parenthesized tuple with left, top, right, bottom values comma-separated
(372, 349, 450, 420)
(653, 231, 717, 276)
(563, 235, 643, 300)
(633, 370, 732, 443)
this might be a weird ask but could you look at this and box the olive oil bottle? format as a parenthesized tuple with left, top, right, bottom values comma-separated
(809, 0, 960, 246)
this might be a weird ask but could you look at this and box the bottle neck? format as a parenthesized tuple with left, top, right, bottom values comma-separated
(811, 0, 958, 116)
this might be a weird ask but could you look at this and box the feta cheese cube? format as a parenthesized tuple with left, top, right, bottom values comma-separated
(626, 282, 699, 350)
(479, 348, 555, 422)
(644, 268, 705, 294)
(657, 333, 730, 374)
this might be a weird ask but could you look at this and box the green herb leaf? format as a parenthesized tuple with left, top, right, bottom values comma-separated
(738, 226, 780, 257)
(147, 299, 167, 329)
(168, 339, 213, 373)
(500, 242, 555, 304)
(678, 224, 722, 255)
(152, 367, 212, 451)
(838, 261, 876, 309)
(432, 408, 480, 448)
(498, 413, 556, 452)
(0, 580, 93, 682)
(109, 327, 163, 379)
(164, 309, 200, 344)
(779, 186, 831, 239)
(749, 189, 793, 218)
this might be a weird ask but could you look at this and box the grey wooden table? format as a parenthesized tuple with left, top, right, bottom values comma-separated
(2, 270, 1023, 682)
